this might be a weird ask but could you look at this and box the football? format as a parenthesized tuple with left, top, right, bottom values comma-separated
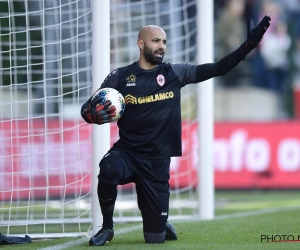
(91, 88, 125, 122)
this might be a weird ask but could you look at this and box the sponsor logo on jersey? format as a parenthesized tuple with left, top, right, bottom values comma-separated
(126, 74, 136, 82)
(124, 94, 137, 104)
(126, 74, 137, 87)
(161, 212, 167, 216)
(156, 74, 165, 86)
(124, 91, 174, 105)
(126, 83, 136, 86)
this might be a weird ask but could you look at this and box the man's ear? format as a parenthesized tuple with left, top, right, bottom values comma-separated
(137, 39, 144, 50)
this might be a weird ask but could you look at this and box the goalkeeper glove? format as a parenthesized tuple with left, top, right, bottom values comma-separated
(239, 15, 271, 58)
(81, 100, 116, 125)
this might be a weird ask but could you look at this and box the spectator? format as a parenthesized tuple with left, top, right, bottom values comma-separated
(293, 35, 300, 85)
(260, 20, 291, 95)
(251, 0, 284, 90)
(215, 0, 250, 87)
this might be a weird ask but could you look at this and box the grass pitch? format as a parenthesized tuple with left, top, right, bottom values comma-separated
(1, 190, 300, 250)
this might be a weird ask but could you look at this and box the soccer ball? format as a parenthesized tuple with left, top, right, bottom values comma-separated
(91, 88, 125, 122)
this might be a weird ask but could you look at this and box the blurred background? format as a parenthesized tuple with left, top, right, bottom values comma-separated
(0, 0, 300, 237)
(214, 0, 300, 121)
(1, 0, 300, 192)
(2, 0, 300, 120)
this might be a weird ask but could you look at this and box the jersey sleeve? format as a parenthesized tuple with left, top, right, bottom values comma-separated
(85, 69, 120, 104)
(170, 63, 197, 87)
(195, 48, 246, 82)
(100, 69, 119, 89)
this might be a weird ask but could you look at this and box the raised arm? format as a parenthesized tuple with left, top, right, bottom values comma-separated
(196, 16, 271, 82)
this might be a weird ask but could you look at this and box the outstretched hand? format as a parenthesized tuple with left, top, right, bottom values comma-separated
(246, 15, 271, 48)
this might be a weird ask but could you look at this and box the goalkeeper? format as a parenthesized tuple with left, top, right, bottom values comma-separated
(81, 16, 271, 246)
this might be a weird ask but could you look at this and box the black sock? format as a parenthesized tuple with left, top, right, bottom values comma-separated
(98, 183, 117, 229)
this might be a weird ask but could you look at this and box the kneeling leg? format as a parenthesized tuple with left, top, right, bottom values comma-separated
(143, 219, 166, 244)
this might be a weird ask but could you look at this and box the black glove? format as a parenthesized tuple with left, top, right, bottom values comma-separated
(239, 15, 271, 58)
(81, 100, 116, 125)
(247, 15, 271, 47)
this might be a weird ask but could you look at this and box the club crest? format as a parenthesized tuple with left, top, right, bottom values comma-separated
(156, 74, 165, 86)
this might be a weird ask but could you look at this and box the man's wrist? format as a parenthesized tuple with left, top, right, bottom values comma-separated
(238, 40, 255, 59)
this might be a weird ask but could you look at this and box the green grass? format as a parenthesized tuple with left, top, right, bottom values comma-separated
(1, 190, 300, 250)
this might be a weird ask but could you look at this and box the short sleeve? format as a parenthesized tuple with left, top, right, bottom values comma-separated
(170, 63, 197, 87)
(100, 69, 119, 89)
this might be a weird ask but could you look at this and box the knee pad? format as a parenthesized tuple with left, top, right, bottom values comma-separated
(143, 231, 166, 244)
(98, 155, 121, 186)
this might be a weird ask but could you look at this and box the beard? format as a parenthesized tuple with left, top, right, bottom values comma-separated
(143, 44, 164, 65)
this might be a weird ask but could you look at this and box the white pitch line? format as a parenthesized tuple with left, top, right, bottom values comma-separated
(38, 205, 299, 250)
(38, 225, 143, 250)
(38, 238, 88, 250)
(214, 205, 300, 220)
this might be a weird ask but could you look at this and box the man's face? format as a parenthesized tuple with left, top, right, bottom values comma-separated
(142, 28, 167, 65)
(143, 41, 166, 65)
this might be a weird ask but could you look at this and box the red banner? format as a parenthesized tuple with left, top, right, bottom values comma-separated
(0, 120, 92, 200)
(169, 121, 300, 189)
(1, 120, 300, 200)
